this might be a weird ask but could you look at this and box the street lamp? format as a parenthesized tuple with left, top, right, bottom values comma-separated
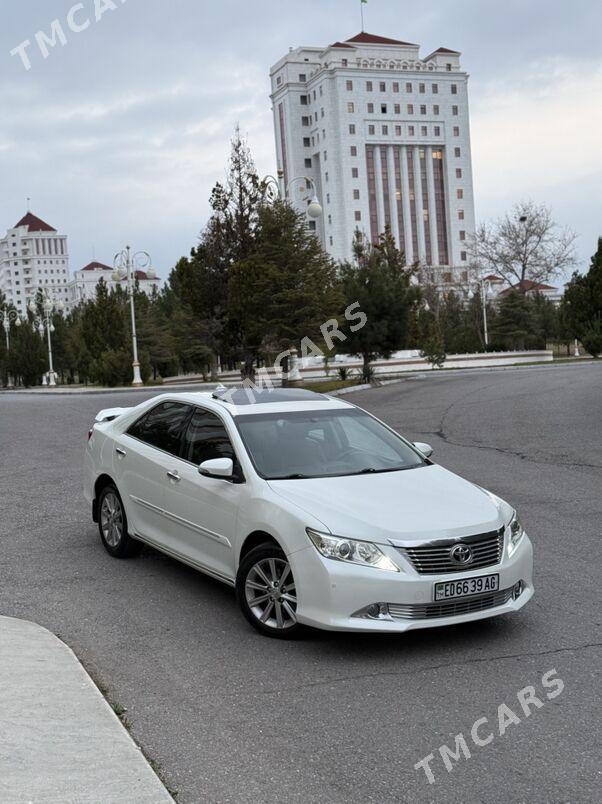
(1, 309, 22, 388)
(112, 246, 156, 387)
(263, 172, 323, 222)
(468, 276, 491, 349)
(29, 290, 64, 387)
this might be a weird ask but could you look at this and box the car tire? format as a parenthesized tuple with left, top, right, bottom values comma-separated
(97, 483, 142, 559)
(236, 544, 301, 638)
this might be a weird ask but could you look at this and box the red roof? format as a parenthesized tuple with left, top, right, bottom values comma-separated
(14, 212, 56, 232)
(81, 261, 112, 272)
(424, 46, 461, 60)
(329, 41, 354, 49)
(482, 274, 505, 283)
(346, 32, 418, 47)
(500, 279, 557, 295)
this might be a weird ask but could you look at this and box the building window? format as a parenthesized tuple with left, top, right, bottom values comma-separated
(349, 124, 356, 134)
(406, 82, 412, 92)
(353, 189, 360, 200)
(321, 107, 325, 118)
(303, 137, 311, 147)
(276, 76, 282, 86)
(460, 250, 467, 261)
(451, 84, 458, 94)
(433, 104, 439, 115)
(393, 82, 399, 92)
(459, 230, 466, 241)
(434, 125, 440, 136)
(328, 214, 332, 225)
(302, 116, 310, 126)
(329, 236, 333, 246)
(381, 104, 387, 114)
(352, 167, 359, 178)
(323, 150, 327, 160)
(350, 145, 357, 156)
(394, 103, 400, 114)
(420, 105, 426, 115)
(346, 80, 353, 91)
(347, 102, 355, 113)
(457, 189, 464, 199)
(458, 210, 465, 220)
(395, 125, 402, 135)
(419, 83, 425, 93)
(367, 102, 374, 113)
(446, 63, 452, 71)
(432, 84, 438, 94)
(454, 147, 461, 157)
(452, 105, 459, 115)
(355, 211, 362, 221)
(368, 124, 375, 135)
(366, 81, 373, 91)
(407, 104, 414, 114)
(453, 126, 460, 136)
(299, 73, 306, 82)
(380, 82, 386, 92)
(456, 168, 462, 178)
(382, 125, 389, 135)
(300, 95, 308, 105)
(408, 125, 415, 136)
(342, 59, 348, 67)
(304, 158, 312, 168)
(320, 85, 323, 96)
(421, 126, 427, 136)
(308, 220, 317, 231)
(325, 172, 329, 182)
(326, 193, 330, 204)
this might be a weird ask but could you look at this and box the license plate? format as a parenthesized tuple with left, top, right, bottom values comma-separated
(434, 574, 499, 602)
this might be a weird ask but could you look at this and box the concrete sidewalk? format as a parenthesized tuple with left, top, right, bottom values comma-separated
(0, 616, 172, 804)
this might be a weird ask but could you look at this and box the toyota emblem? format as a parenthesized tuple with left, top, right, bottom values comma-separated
(450, 544, 473, 565)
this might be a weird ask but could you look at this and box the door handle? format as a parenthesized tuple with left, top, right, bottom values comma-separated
(166, 470, 181, 482)
(115, 447, 126, 457)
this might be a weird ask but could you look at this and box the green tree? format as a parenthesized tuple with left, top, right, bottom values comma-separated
(562, 237, 602, 343)
(338, 230, 419, 381)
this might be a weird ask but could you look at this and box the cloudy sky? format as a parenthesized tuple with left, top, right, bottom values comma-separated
(1, 0, 600, 282)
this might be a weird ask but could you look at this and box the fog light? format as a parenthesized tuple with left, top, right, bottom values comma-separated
(513, 581, 524, 600)
(352, 602, 390, 620)
(366, 604, 380, 618)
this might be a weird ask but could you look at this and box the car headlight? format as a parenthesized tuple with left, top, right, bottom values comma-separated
(306, 528, 400, 572)
(507, 511, 525, 556)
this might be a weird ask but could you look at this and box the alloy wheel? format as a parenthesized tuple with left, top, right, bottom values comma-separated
(100, 492, 124, 548)
(244, 557, 297, 630)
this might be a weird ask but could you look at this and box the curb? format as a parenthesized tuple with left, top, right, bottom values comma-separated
(0, 615, 173, 803)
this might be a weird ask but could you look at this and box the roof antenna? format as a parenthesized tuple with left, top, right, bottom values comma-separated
(26, 196, 31, 211)
(360, 0, 366, 31)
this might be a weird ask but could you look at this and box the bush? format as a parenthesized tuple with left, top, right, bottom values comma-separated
(338, 366, 349, 381)
(581, 318, 602, 358)
(421, 335, 446, 369)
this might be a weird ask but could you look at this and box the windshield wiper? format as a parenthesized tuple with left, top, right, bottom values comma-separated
(273, 473, 311, 480)
(352, 466, 408, 475)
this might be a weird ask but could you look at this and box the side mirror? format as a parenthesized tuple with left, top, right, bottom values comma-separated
(413, 442, 434, 459)
(199, 458, 234, 479)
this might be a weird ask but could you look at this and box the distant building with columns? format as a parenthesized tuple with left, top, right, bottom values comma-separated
(66, 261, 161, 312)
(270, 31, 476, 282)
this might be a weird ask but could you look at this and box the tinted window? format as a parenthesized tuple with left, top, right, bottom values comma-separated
(181, 408, 235, 465)
(127, 402, 191, 456)
(236, 409, 425, 480)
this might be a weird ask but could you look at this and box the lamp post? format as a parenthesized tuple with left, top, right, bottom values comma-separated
(263, 172, 323, 222)
(468, 276, 491, 349)
(1, 309, 22, 388)
(29, 290, 64, 387)
(112, 246, 156, 387)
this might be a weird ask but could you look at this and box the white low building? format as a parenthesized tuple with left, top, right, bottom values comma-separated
(270, 31, 476, 283)
(66, 261, 161, 311)
(0, 212, 70, 317)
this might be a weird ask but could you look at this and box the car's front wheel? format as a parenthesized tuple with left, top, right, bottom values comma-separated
(98, 483, 142, 558)
(236, 544, 300, 638)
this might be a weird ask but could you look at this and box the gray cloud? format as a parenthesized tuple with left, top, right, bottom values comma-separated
(1, 0, 600, 279)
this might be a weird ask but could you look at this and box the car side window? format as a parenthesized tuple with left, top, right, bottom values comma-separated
(181, 407, 235, 466)
(127, 401, 192, 457)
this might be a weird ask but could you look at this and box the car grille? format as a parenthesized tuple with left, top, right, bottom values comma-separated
(388, 587, 513, 620)
(399, 529, 504, 574)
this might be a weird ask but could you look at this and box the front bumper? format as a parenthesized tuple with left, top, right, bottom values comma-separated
(290, 534, 534, 632)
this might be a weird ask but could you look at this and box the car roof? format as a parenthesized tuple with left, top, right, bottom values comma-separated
(152, 388, 354, 417)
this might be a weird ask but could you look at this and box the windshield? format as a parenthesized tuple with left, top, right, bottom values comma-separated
(235, 408, 426, 480)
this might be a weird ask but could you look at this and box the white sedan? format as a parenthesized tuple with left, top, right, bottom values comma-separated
(84, 388, 533, 638)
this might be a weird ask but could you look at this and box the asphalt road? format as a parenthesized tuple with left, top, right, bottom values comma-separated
(1, 363, 600, 803)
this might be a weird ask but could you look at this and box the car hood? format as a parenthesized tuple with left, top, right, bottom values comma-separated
(267, 464, 510, 545)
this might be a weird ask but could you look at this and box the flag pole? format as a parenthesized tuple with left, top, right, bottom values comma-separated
(361, 1, 365, 31)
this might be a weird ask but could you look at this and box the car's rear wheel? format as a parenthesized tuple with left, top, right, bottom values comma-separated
(98, 484, 141, 558)
(236, 544, 301, 638)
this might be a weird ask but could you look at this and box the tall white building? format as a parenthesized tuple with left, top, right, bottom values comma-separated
(270, 32, 476, 282)
(0, 212, 70, 316)
(66, 261, 161, 311)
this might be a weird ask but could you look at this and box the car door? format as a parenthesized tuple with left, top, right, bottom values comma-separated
(113, 401, 192, 546)
(160, 406, 242, 583)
